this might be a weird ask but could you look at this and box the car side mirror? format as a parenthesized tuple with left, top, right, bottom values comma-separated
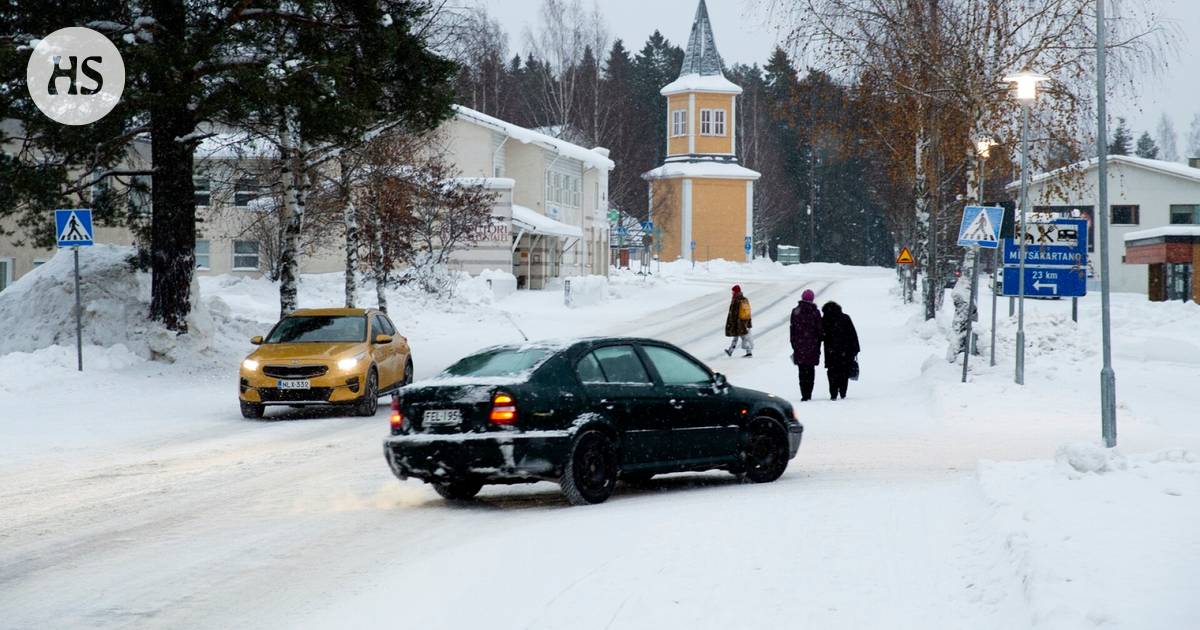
(250, 336, 263, 345)
(712, 372, 729, 392)
(374, 334, 393, 345)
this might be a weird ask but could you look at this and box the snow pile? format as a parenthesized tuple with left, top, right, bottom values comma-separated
(554, 275, 609, 308)
(1054, 441, 1127, 476)
(977, 450, 1200, 629)
(0, 244, 214, 361)
(0, 344, 143, 393)
(478, 269, 517, 300)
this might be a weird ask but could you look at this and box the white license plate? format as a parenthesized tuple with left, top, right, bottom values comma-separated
(277, 379, 311, 390)
(423, 409, 463, 427)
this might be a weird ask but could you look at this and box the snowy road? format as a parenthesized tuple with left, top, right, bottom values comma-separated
(2, 267, 1197, 629)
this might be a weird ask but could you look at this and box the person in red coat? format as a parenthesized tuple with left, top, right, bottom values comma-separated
(789, 289, 822, 401)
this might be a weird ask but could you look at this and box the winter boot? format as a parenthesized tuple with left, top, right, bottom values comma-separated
(724, 347, 733, 357)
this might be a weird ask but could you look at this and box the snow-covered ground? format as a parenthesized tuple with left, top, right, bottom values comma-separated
(1, 247, 1197, 629)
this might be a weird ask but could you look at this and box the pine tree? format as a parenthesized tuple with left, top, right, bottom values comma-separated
(1108, 118, 1133, 156)
(1135, 131, 1159, 159)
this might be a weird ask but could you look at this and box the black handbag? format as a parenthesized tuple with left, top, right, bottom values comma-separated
(849, 358, 860, 381)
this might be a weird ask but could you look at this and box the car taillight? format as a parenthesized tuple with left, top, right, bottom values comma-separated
(489, 392, 517, 425)
(390, 398, 405, 432)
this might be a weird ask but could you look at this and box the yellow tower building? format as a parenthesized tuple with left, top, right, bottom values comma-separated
(645, 0, 760, 263)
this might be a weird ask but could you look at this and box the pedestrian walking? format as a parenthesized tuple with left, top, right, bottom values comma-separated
(821, 301, 860, 401)
(724, 285, 753, 358)
(789, 289, 822, 400)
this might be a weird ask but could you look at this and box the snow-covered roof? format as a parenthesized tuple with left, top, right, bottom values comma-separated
(452, 105, 614, 172)
(1008, 155, 1200, 190)
(1123, 226, 1200, 242)
(661, 73, 743, 96)
(643, 160, 760, 180)
(511, 204, 582, 239)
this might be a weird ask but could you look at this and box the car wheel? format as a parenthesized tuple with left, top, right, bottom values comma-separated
(741, 418, 789, 483)
(240, 401, 264, 419)
(560, 430, 618, 505)
(432, 477, 483, 501)
(355, 368, 379, 417)
(403, 359, 414, 386)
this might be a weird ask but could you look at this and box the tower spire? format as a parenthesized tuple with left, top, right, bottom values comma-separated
(679, 0, 723, 77)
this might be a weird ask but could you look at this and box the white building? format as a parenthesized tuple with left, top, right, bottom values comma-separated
(0, 106, 614, 292)
(1009, 155, 1200, 294)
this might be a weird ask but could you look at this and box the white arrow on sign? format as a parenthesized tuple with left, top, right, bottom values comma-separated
(1033, 279, 1058, 294)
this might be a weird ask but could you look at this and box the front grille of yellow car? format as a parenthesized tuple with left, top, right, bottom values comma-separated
(259, 388, 333, 403)
(263, 365, 329, 379)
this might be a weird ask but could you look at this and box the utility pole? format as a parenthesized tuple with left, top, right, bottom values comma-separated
(1097, 0, 1118, 447)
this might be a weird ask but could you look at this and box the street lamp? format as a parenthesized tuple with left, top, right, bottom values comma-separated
(1002, 70, 1049, 386)
(976, 138, 1000, 368)
(1096, 0, 1117, 446)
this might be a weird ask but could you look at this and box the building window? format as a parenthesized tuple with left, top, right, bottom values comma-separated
(671, 109, 688, 137)
(700, 109, 726, 136)
(194, 176, 211, 207)
(1170, 204, 1199, 224)
(195, 240, 211, 270)
(32, 259, 47, 268)
(232, 240, 259, 270)
(235, 177, 263, 208)
(0, 257, 12, 292)
(1111, 205, 1139, 225)
(545, 169, 582, 209)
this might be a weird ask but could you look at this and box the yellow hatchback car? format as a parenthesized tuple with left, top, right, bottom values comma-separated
(238, 308, 413, 419)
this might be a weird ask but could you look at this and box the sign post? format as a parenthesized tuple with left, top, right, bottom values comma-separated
(55, 209, 94, 371)
(896, 247, 915, 303)
(956, 206, 1004, 382)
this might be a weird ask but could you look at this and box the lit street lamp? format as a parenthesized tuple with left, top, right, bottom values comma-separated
(1002, 69, 1049, 385)
(976, 138, 999, 368)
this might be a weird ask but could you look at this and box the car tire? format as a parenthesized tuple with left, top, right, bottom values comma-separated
(240, 401, 265, 419)
(432, 477, 483, 501)
(402, 359, 414, 386)
(741, 418, 789, 483)
(355, 368, 379, 417)
(560, 430, 618, 505)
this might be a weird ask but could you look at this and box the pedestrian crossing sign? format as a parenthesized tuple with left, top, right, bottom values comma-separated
(896, 247, 915, 265)
(957, 205, 1004, 249)
(55, 209, 94, 247)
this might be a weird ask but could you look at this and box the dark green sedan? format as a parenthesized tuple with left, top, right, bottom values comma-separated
(383, 338, 803, 505)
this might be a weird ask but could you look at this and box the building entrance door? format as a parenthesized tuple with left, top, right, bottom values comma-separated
(1167, 263, 1192, 302)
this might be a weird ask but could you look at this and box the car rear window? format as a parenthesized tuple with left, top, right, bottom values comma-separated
(442, 347, 555, 378)
(266, 316, 367, 343)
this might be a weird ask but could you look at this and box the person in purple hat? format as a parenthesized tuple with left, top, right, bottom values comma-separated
(724, 285, 753, 357)
(789, 289, 822, 400)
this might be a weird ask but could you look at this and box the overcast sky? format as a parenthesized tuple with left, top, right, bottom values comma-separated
(477, 0, 1200, 155)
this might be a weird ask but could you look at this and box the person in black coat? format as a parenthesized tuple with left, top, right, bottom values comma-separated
(821, 301, 860, 400)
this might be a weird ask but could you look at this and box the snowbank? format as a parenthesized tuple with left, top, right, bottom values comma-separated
(0, 244, 214, 361)
(978, 448, 1200, 629)
(552, 275, 609, 308)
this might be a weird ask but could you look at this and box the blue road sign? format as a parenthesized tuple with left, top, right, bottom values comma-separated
(642, 220, 653, 232)
(744, 236, 752, 253)
(1002, 265, 1087, 298)
(55, 209, 94, 247)
(1002, 218, 1088, 268)
(616, 225, 628, 237)
(957, 205, 1004, 248)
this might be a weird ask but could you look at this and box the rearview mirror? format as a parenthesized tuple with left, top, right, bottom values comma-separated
(374, 334, 393, 345)
(250, 335, 263, 345)
(712, 372, 729, 392)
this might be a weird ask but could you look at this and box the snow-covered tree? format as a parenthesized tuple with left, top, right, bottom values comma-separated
(1186, 114, 1200, 161)
(1135, 132, 1159, 159)
(1155, 114, 1179, 162)
(1109, 118, 1133, 156)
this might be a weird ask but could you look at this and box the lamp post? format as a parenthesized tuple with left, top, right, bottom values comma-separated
(976, 138, 1000, 367)
(1002, 70, 1049, 386)
(1096, 0, 1117, 446)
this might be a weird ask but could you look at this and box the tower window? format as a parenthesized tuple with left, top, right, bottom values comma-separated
(671, 110, 688, 137)
(700, 109, 726, 136)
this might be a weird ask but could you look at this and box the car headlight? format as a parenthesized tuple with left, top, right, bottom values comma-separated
(337, 354, 365, 371)
(242, 359, 260, 371)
